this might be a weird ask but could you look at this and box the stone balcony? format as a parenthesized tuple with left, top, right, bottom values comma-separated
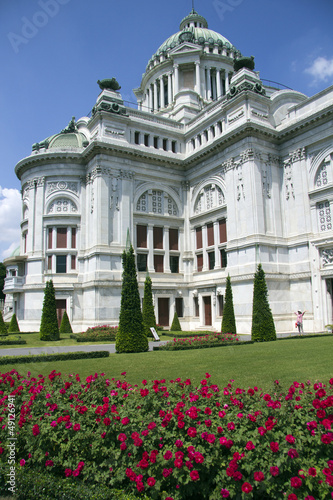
(3, 276, 25, 292)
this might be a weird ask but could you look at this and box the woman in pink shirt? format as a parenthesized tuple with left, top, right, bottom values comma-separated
(294, 310, 306, 335)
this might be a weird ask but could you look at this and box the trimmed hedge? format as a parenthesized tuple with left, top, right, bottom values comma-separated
(154, 340, 253, 351)
(0, 350, 109, 366)
(0, 339, 26, 345)
(166, 331, 212, 338)
(1, 467, 150, 500)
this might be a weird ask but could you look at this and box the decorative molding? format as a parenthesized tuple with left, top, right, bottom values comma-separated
(118, 169, 134, 180)
(322, 248, 333, 266)
(27, 176, 45, 189)
(227, 108, 244, 124)
(262, 163, 271, 199)
(240, 148, 254, 164)
(283, 161, 295, 201)
(236, 165, 245, 201)
(47, 181, 79, 197)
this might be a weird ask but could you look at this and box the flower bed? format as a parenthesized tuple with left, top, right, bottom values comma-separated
(71, 325, 118, 342)
(0, 370, 332, 499)
(157, 332, 243, 351)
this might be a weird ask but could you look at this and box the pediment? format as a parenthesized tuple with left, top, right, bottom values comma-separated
(169, 42, 202, 56)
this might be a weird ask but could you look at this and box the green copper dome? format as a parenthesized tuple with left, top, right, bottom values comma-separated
(32, 117, 89, 152)
(146, 9, 240, 70)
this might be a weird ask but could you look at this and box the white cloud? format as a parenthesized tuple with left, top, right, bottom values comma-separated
(305, 56, 333, 84)
(0, 187, 21, 261)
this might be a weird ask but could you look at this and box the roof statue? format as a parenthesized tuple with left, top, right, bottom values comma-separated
(97, 78, 121, 91)
(60, 116, 76, 134)
(233, 56, 255, 72)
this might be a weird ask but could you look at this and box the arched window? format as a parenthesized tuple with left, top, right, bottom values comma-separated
(194, 184, 225, 214)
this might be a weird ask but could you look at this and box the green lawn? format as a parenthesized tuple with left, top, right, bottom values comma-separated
(0, 332, 115, 349)
(1, 337, 332, 391)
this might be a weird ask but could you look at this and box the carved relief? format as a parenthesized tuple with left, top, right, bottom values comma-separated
(236, 165, 245, 201)
(91, 187, 94, 214)
(262, 163, 271, 199)
(315, 155, 331, 188)
(27, 176, 45, 189)
(119, 169, 134, 179)
(322, 248, 333, 266)
(194, 184, 225, 214)
(284, 160, 295, 200)
(47, 181, 79, 197)
(48, 198, 78, 214)
(317, 201, 332, 232)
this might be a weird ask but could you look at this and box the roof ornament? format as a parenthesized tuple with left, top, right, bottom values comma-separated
(60, 116, 76, 134)
(97, 78, 121, 91)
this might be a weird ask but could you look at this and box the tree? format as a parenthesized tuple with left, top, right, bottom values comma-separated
(251, 264, 276, 342)
(8, 313, 20, 333)
(0, 263, 6, 301)
(40, 280, 60, 341)
(0, 312, 7, 336)
(142, 275, 157, 337)
(170, 311, 182, 331)
(59, 310, 73, 334)
(116, 246, 148, 353)
(221, 274, 236, 335)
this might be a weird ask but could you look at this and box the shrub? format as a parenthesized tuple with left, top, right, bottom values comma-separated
(142, 275, 157, 337)
(170, 311, 182, 331)
(116, 246, 148, 353)
(251, 264, 276, 342)
(0, 311, 8, 336)
(59, 311, 73, 334)
(221, 274, 236, 335)
(73, 326, 118, 342)
(158, 332, 242, 351)
(8, 313, 20, 333)
(0, 350, 109, 366)
(40, 280, 59, 341)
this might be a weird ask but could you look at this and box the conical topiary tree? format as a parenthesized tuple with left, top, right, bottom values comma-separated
(116, 246, 148, 353)
(59, 310, 73, 334)
(142, 274, 157, 338)
(170, 311, 182, 331)
(221, 274, 236, 335)
(0, 311, 8, 336)
(40, 280, 60, 341)
(251, 263, 276, 342)
(8, 313, 20, 333)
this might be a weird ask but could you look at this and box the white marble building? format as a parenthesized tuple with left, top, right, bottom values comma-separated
(3, 9, 333, 333)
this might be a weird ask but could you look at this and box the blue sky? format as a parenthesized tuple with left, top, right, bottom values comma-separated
(0, 0, 332, 259)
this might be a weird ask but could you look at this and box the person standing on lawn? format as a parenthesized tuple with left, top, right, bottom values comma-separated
(294, 310, 306, 335)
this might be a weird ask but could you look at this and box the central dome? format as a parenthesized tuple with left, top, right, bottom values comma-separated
(147, 9, 240, 69)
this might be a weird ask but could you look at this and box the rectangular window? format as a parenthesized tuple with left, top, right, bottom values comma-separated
(196, 227, 202, 249)
(48, 255, 52, 271)
(56, 228, 67, 249)
(194, 296, 199, 317)
(221, 249, 227, 268)
(134, 131, 140, 144)
(137, 254, 147, 272)
(154, 136, 159, 149)
(218, 295, 224, 316)
(170, 255, 179, 273)
(219, 219, 227, 243)
(175, 297, 183, 318)
(163, 138, 167, 151)
(153, 227, 163, 249)
(208, 251, 215, 270)
(48, 228, 52, 249)
(197, 253, 203, 272)
(154, 254, 164, 273)
(207, 223, 214, 246)
(171, 141, 177, 153)
(56, 255, 67, 273)
(144, 134, 149, 147)
(137, 225, 147, 248)
(169, 228, 178, 250)
(71, 255, 76, 270)
(71, 228, 76, 249)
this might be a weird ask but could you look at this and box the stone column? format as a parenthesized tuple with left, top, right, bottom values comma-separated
(149, 85, 153, 112)
(168, 73, 172, 104)
(147, 224, 154, 272)
(174, 64, 179, 95)
(154, 80, 158, 111)
(164, 227, 171, 273)
(202, 225, 208, 271)
(206, 67, 212, 100)
(216, 69, 222, 98)
(225, 71, 230, 92)
(159, 76, 165, 109)
(213, 221, 220, 269)
(195, 61, 201, 95)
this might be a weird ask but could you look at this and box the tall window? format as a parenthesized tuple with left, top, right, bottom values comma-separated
(137, 225, 147, 248)
(169, 228, 178, 250)
(219, 219, 227, 243)
(153, 227, 163, 249)
(46, 226, 77, 274)
(175, 297, 183, 318)
(207, 223, 214, 246)
(154, 255, 164, 273)
(197, 254, 203, 272)
(56, 228, 67, 248)
(196, 227, 202, 249)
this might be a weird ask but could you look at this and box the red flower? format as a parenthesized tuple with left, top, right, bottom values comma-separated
(147, 477, 155, 487)
(187, 427, 197, 437)
(241, 482, 252, 493)
(245, 441, 255, 450)
(286, 434, 295, 444)
(164, 451, 173, 460)
(254, 471, 264, 482)
(288, 448, 299, 459)
(258, 426, 266, 435)
(290, 476, 302, 489)
(64, 468, 72, 477)
(175, 439, 183, 448)
(270, 466, 279, 476)
(121, 417, 130, 425)
(174, 459, 183, 468)
(308, 467, 317, 476)
(321, 433, 333, 444)
(103, 417, 111, 426)
(270, 442, 279, 453)
(73, 423, 80, 431)
(162, 468, 172, 478)
(190, 470, 200, 481)
(287, 495, 298, 500)
(32, 424, 40, 436)
(220, 489, 230, 498)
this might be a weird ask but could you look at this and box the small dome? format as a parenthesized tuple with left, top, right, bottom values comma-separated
(179, 9, 208, 30)
(48, 132, 88, 149)
(10, 246, 20, 257)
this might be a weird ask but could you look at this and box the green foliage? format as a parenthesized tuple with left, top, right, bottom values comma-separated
(142, 275, 157, 337)
(221, 274, 236, 335)
(39, 280, 59, 341)
(8, 313, 20, 333)
(59, 311, 73, 334)
(251, 263, 276, 341)
(116, 246, 148, 353)
(73, 326, 118, 342)
(0, 311, 8, 336)
(0, 350, 109, 366)
(0, 262, 6, 300)
(170, 310, 182, 331)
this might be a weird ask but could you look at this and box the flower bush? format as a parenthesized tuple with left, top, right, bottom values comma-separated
(73, 325, 118, 342)
(0, 370, 332, 499)
(158, 332, 241, 351)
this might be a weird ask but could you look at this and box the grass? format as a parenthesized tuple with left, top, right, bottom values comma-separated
(1, 336, 332, 391)
(0, 332, 116, 349)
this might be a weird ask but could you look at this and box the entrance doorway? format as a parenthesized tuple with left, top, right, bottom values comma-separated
(158, 298, 169, 327)
(56, 299, 67, 327)
(203, 296, 212, 326)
